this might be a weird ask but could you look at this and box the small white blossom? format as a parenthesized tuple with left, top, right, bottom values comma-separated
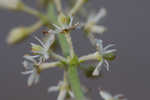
(22, 55, 41, 87)
(93, 39, 116, 76)
(49, 16, 79, 34)
(31, 34, 55, 61)
(100, 89, 127, 100)
(84, 8, 107, 34)
(0, 0, 20, 10)
(48, 81, 74, 100)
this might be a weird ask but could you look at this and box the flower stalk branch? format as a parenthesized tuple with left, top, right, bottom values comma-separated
(20, 4, 49, 24)
(49, 50, 67, 62)
(79, 52, 100, 63)
(65, 33, 75, 58)
(39, 61, 61, 71)
(54, 0, 62, 13)
(69, 0, 86, 16)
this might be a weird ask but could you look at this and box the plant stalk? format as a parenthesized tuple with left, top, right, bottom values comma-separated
(47, 3, 85, 100)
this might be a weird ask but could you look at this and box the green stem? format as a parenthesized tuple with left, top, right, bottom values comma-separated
(20, 4, 49, 25)
(69, 0, 85, 16)
(68, 65, 85, 100)
(47, 3, 84, 100)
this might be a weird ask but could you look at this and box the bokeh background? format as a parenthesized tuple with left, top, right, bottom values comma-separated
(0, 0, 150, 100)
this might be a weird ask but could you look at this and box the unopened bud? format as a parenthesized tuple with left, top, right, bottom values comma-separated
(7, 27, 30, 45)
(7, 21, 42, 45)
(58, 13, 70, 26)
(0, 0, 23, 10)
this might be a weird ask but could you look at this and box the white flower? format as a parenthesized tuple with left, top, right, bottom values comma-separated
(48, 81, 74, 100)
(84, 8, 107, 34)
(93, 39, 116, 76)
(22, 55, 41, 87)
(0, 0, 20, 10)
(100, 89, 127, 100)
(31, 33, 55, 61)
(50, 16, 79, 34)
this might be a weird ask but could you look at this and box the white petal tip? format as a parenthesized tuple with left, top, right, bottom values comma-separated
(92, 70, 99, 76)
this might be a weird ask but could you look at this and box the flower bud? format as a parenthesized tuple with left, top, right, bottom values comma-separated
(0, 0, 23, 10)
(7, 21, 42, 45)
(58, 13, 70, 26)
(6, 27, 30, 45)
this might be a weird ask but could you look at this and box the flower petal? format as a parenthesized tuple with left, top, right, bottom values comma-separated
(104, 60, 110, 71)
(103, 49, 117, 54)
(99, 90, 113, 100)
(24, 55, 39, 63)
(21, 70, 33, 75)
(92, 60, 103, 76)
(57, 90, 67, 100)
(114, 94, 126, 100)
(104, 44, 115, 51)
(53, 24, 61, 30)
(68, 91, 75, 98)
(91, 25, 107, 34)
(27, 73, 35, 87)
(48, 86, 59, 92)
(91, 8, 107, 24)
(34, 73, 40, 85)
(35, 36, 45, 48)
(22, 61, 33, 69)
(44, 33, 55, 50)
(96, 39, 104, 54)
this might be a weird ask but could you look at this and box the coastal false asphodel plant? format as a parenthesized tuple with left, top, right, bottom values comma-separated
(1, 0, 127, 100)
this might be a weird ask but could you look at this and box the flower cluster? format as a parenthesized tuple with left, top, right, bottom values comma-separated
(3, 0, 128, 100)
(22, 33, 55, 86)
(84, 8, 107, 35)
(84, 8, 107, 45)
(22, 55, 41, 87)
(31, 34, 55, 61)
(93, 39, 116, 76)
(20, 6, 119, 100)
